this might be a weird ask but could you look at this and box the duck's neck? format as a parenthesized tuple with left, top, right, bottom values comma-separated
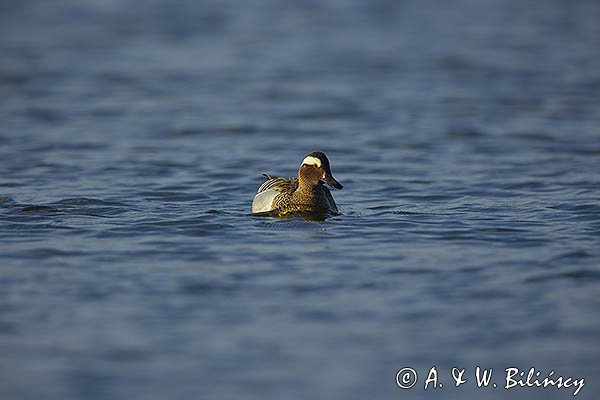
(297, 177, 321, 194)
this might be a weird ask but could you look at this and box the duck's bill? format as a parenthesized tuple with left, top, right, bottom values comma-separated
(321, 172, 343, 189)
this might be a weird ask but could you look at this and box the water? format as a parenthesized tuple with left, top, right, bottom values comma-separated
(1, 0, 599, 399)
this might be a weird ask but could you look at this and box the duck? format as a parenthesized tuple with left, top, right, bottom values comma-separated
(252, 151, 343, 216)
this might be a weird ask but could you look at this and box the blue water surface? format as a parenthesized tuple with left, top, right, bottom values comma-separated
(1, 0, 599, 399)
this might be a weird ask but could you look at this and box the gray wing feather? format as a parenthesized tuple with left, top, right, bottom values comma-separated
(256, 175, 298, 194)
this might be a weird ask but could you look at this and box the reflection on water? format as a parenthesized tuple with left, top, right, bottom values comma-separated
(1, 0, 600, 399)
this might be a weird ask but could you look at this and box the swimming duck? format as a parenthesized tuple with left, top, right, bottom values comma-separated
(252, 151, 343, 216)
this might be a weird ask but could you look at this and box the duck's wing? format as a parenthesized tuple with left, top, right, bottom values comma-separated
(256, 174, 298, 194)
(252, 175, 298, 213)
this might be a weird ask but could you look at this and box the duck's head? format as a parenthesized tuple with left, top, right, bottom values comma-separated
(298, 151, 343, 189)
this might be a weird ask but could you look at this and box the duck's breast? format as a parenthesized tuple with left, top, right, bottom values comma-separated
(322, 186, 339, 214)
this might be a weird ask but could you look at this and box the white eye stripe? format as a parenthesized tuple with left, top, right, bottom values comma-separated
(301, 156, 322, 168)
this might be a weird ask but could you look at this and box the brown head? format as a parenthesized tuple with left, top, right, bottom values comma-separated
(297, 151, 343, 189)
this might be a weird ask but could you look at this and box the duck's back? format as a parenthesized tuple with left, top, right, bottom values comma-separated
(252, 176, 298, 213)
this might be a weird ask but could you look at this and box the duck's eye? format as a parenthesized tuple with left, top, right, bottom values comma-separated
(301, 156, 322, 168)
